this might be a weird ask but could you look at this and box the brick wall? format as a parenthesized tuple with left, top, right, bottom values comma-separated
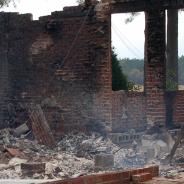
(172, 91, 184, 125)
(0, 6, 112, 135)
(0, 12, 33, 128)
(112, 91, 146, 132)
(144, 10, 167, 126)
(111, 9, 184, 131)
(42, 165, 159, 184)
(0, 3, 184, 135)
(111, 89, 184, 132)
(0, 13, 10, 125)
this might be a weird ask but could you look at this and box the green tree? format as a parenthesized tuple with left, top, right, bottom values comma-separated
(0, 0, 12, 7)
(119, 58, 144, 85)
(178, 55, 184, 84)
(166, 10, 178, 91)
(76, 0, 85, 5)
(112, 48, 129, 91)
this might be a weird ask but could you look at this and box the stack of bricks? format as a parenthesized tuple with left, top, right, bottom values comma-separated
(42, 165, 159, 184)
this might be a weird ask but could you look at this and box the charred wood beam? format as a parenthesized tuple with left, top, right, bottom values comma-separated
(110, 0, 184, 13)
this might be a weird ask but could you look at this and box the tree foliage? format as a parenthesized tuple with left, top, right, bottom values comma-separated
(117, 55, 184, 86)
(125, 12, 140, 24)
(178, 55, 184, 85)
(0, 0, 12, 8)
(119, 58, 144, 85)
(76, 0, 85, 5)
(112, 48, 129, 91)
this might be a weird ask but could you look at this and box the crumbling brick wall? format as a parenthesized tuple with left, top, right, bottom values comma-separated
(144, 10, 167, 126)
(0, 6, 112, 135)
(112, 91, 146, 132)
(42, 165, 159, 184)
(0, 13, 33, 128)
(1, 2, 184, 135)
(0, 13, 9, 125)
(172, 91, 184, 125)
(111, 8, 184, 130)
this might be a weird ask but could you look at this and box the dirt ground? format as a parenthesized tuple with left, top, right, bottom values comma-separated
(144, 173, 184, 184)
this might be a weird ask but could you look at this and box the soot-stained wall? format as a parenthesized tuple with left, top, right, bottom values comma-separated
(0, 6, 112, 135)
(0, 3, 184, 135)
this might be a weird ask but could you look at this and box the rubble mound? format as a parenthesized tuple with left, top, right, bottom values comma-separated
(0, 130, 95, 180)
(0, 128, 184, 181)
(0, 130, 126, 180)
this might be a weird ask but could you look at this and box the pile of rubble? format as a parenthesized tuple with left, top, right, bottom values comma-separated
(57, 133, 118, 158)
(114, 148, 147, 169)
(0, 127, 152, 180)
(174, 147, 184, 163)
(0, 127, 184, 181)
(0, 129, 121, 179)
(0, 129, 94, 180)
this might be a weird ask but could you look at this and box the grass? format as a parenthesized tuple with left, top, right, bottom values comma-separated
(129, 85, 184, 92)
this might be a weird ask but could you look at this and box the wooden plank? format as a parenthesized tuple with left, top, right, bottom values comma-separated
(28, 104, 56, 147)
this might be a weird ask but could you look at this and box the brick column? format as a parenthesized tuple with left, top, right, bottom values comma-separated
(0, 14, 10, 126)
(144, 10, 166, 126)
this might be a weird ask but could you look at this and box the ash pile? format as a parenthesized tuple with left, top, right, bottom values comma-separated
(0, 127, 153, 180)
(0, 129, 111, 180)
(0, 123, 184, 181)
(0, 127, 121, 180)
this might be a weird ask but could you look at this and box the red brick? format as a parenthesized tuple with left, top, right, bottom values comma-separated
(5, 148, 25, 158)
(0, 6, 112, 136)
(83, 175, 96, 184)
(42, 167, 158, 184)
(70, 177, 84, 184)
(119, 170, 131, 179)
(132, 173, 152, 184)
(95, 173, 120, 183)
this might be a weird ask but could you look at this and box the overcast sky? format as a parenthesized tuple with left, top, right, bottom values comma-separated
(2, 0, 184, 59)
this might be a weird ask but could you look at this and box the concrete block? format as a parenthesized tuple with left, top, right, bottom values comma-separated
(94, 154, 114, 169)
(21, 162, 45, 176)
(14, 123, 29, 136)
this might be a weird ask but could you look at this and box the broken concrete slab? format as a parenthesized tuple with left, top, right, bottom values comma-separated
(14, 123, 30, 137)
